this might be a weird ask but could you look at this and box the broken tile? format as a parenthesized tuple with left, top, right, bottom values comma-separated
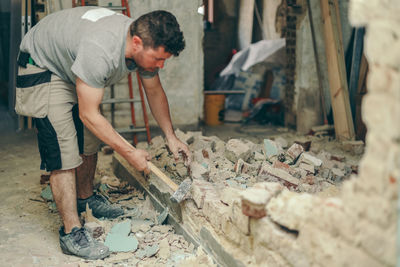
(104, 220, 138, 252)
(262, 139, 280, 162)
(144, 244, 159, 258)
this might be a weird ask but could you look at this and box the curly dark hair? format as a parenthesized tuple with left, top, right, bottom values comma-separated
(129, 10, 185, 56)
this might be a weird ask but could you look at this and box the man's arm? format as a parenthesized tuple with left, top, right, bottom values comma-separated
(76, 77, 151, 172)
(141, 74, 191, 164)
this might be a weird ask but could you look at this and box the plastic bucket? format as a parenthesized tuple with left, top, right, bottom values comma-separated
(204, 94, 225, 126)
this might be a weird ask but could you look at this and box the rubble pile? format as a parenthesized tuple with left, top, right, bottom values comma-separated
(142, 129, 362, 195)
(39, 168, 214, 266)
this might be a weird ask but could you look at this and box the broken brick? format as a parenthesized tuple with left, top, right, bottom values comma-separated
(240, 188, 272, 219)
(285, 143, 304, 165)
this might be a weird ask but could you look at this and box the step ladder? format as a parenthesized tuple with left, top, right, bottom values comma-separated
(74, 0, 151, 145)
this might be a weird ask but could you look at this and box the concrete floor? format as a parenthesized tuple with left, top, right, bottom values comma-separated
(0, 122, 284, 266)
(0, 130, 81, 266)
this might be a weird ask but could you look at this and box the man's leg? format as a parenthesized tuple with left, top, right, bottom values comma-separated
(74, 123, 124, 219)
(50, 169, 81, 233)
(76, 153, 98, 199)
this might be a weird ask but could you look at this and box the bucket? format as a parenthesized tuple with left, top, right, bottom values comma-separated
(204, 94, 225, 126)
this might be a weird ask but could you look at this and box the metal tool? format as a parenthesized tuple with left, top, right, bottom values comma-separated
(147, 162, 191, 203)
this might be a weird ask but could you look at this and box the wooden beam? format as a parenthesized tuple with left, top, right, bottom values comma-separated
(320, 0, 355, 140)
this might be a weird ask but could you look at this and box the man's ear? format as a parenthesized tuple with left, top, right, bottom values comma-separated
(132, 35, 143, 51)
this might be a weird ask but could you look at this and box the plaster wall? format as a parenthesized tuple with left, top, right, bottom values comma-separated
(107, 0, 204, 128)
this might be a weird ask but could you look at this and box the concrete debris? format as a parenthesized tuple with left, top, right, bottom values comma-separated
(104, 220, 139, 252)
(225, 139, 252, 163)
(84, 221, 104, 238)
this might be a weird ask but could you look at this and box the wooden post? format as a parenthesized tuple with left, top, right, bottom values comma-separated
(320, 0, 355, 140)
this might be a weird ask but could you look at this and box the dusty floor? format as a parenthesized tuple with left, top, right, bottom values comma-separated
(0, 130, 210, 267)
(0, 123, 363, 266)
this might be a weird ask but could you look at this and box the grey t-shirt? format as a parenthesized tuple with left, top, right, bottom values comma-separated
(20, 6, 158, 88)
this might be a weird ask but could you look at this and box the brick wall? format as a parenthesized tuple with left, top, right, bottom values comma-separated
(190, 0, 398, 265)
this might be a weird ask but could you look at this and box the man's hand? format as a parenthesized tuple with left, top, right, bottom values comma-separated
(166, 136, 192, 166)
(125, 149, 151, 174)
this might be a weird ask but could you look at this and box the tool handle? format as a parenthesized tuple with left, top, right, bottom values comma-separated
(147, 161, 179, 191)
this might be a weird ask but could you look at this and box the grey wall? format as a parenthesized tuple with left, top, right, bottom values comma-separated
(107, 0, 204, 129)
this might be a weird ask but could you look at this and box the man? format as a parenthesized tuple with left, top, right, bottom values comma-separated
(16, 6, 191, 260)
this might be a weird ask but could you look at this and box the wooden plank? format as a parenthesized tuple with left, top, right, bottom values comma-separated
(320, 0, 355, 140)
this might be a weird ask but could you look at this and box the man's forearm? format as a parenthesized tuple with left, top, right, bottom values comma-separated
(80, 111, 135, 157)
(145, 87, 176, 140)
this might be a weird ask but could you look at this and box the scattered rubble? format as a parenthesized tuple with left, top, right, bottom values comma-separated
(146, 130, 362, 195)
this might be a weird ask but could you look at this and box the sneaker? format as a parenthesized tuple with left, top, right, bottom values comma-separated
(59, 227, 110, 260)
(77, 194, 124, 219)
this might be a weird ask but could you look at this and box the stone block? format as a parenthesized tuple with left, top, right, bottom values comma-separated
(225, 139, 252, 163)
(285, 143, 304, 165)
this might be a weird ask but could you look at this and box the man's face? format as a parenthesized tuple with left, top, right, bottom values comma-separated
(134, 46, 172, 72)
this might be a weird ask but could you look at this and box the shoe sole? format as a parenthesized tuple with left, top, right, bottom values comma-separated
(60, 243, 111, 260)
